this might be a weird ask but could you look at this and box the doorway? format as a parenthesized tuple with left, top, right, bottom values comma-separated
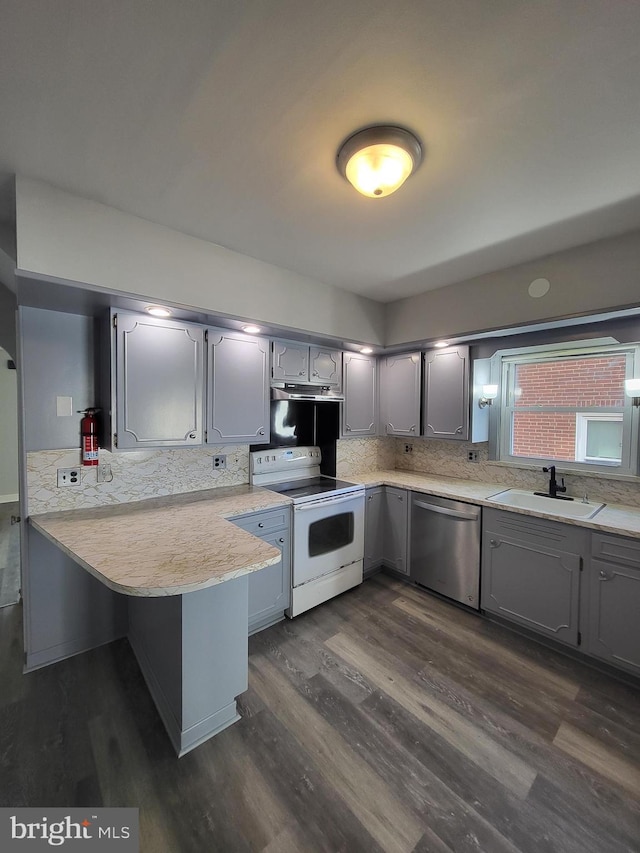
(0, 346, 20, 607)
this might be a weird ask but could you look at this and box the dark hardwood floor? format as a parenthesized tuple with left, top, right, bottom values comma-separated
(1, 573, 639, 852)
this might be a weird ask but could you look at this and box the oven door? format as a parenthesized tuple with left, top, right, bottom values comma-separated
(292, 491, 365, 586)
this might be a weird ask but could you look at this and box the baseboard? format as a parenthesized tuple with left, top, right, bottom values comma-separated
(0, 493, 19, 504)
(25, 628, 126, 672)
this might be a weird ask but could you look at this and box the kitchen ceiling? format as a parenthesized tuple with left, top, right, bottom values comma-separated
(1, 0, 639, 303)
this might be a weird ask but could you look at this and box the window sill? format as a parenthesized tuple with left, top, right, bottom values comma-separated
(486, 459, 640, 483)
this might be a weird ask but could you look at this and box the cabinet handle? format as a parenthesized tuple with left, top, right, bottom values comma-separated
(258, 522, 264, 528)
(312, 371, 319, 377)
(346, 425, 352, 431)
(397, 494, 403, 501)
(456, 427, 463, 434)
(299, 370, 305, 376)
(410, 426, 416, 432)
(489, 539, 499, 548)
(189, 432, 197, 439)
(598, 570, 612, 581)
(278, 537, 285, 544)
(367, 495, 373, 501)
(258, 429, 265, 435)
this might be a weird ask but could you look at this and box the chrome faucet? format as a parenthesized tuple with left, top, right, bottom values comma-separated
(542, 465, 566, 497)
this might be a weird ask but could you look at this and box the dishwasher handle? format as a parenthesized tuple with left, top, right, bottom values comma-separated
(413, 499, 479, 521)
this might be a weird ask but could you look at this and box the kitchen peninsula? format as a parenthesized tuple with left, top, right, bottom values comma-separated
(30, 485, 290, 755)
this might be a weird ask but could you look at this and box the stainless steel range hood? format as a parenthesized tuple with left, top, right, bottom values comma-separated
(271, 384, 344, 402)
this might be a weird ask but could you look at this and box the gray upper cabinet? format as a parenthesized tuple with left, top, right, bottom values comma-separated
(383, 487, 409, 575)
(271, 340, 309, 382)
(309, 346, 342, 386)
(113, 312, 204, 449)
(342, 352, 377, 436)
(481, 509, 586, 647)
(380, 352, 421, 436)
(423, 346, 470, 440)
(207, 329, 270, 444)
(587, 533, 640, 676)
(272, 340, 342, 387)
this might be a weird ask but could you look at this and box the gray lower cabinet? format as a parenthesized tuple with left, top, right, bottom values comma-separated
(207, 328, 270, 444)
(383, 487, 409, 575)
(231, 507, 291, 635)
(423, 346, 469, 440)
(587, 533, 640, 675)
(481, 508, 587, 648)
(364, 487, 384, 576)
(342, 352, 377, 437)
(112, 312, 204, 449)
(380, 352, 421, 436)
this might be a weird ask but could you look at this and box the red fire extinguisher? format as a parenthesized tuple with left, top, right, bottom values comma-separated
(79, 408, 100, 466)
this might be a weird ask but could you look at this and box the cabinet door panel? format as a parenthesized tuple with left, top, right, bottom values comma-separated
(482, 533, 580, 646)
(248, 529, 291, 632)
(423, 346, 469, 440)
(588, 557, 640, 674)
(207, 330, 269, 443)
(115, 313, 203, 449)
(343, 353, 377, 436)
(309, 347, 342, 387)
(272, 341, 309, 382)
(381, 353, 421, 436)
(383, 487, 409, 575)
(364, 487, 384, 576)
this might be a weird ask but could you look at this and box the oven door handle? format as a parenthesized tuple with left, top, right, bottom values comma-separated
(294, 492, 364, 512)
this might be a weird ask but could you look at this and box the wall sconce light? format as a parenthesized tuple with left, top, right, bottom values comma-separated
(337, 125, 423, 198)
(624, 378, 640, 407)
(479, 384, 498, 408)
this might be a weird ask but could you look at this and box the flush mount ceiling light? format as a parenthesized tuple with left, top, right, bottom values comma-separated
(336, 125, 423, 198)
(433, 340, 449, 348)
(242, 324, 262, 334)
(145, 306, 172, 317)
(360, 347, 373, 354)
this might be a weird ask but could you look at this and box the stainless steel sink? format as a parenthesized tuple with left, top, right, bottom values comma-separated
(487, 489, 605, 519)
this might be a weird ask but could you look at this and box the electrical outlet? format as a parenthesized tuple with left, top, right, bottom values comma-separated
(404, 444, 413, 453)
(213, 455, 227, 470)
(467, 450, 479, 462)
(97, 462, 113, 483)
(57, 467, 81, 487)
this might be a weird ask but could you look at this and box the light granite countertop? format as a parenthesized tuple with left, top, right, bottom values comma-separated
(29, 485, 292, 597)
(350, 469, 640, 539)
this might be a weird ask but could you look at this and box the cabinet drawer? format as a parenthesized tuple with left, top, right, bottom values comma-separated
(591, 533, 640, 569)
(231, 507, 290, 535)
(483, 508, 588, 553)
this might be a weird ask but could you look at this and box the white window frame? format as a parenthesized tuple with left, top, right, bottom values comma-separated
(490, 340, 640, 476)
(575, 412, 624, 465)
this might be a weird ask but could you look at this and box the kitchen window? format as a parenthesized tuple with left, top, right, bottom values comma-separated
(493, 343, 640, 475)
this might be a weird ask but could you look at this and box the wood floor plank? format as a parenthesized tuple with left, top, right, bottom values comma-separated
(392, 596, 580, 701)
(250, 652, 424, 853)
(553, 722, 640, 798)
(325, 632, 538, 799)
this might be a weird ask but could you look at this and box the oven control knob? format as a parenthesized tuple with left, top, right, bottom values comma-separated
(257, 457, 262, 463)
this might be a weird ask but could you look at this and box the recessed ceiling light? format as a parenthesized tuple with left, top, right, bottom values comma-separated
(434, 340, 449, 348)
(145, 306, 172, 317)
(360, 347, 373, 354)
(242, 324, 261, 334)
(337, 125, 423, 198)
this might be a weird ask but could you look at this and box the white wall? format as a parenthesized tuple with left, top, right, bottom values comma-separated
(0, 346, 19, 500)
(15, 177, 385, 346)
(386, 230, 640, 346)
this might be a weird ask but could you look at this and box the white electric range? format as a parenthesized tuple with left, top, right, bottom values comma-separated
(250, 446, 365, 617)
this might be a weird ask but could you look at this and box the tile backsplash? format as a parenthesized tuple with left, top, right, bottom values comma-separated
(27, 445, 250, 514)
(394, 437, 640, 507)
(336, 437, 395, 479)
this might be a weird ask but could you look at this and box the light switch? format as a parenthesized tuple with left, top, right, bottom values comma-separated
(56, 396, 73, 417)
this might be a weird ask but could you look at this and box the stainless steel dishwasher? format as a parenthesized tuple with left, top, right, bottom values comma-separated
(409, 493, 481, 609)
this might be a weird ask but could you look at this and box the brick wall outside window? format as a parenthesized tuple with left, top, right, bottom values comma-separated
(511, 356, 626, 460)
